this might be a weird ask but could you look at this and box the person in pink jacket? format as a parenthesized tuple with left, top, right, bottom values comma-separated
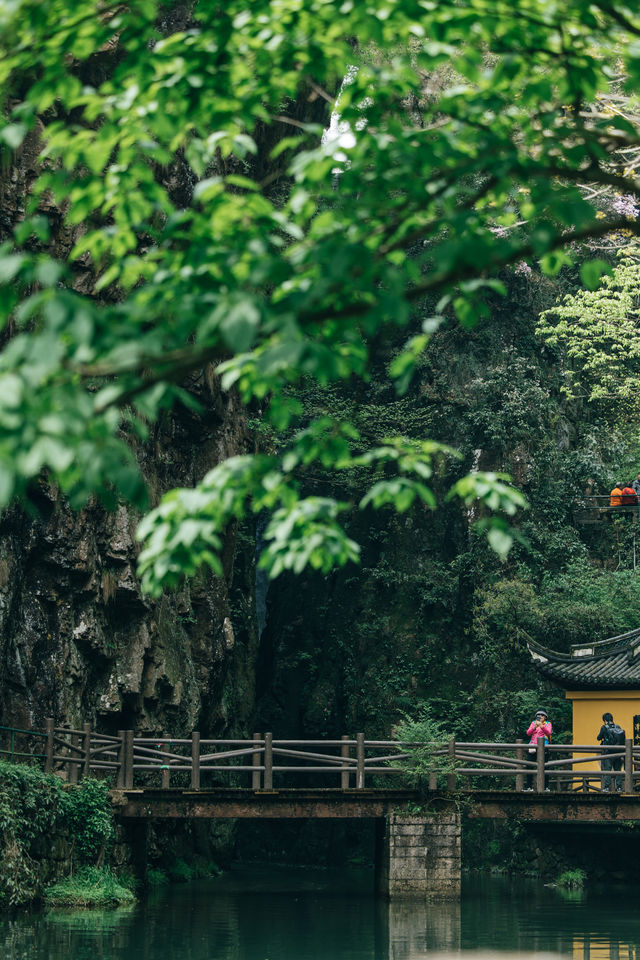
(524, 709, 552, 791)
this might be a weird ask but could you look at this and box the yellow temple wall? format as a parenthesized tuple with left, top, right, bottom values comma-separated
(566, 689, 640, 771)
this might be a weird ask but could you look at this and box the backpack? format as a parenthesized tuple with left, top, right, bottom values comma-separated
(603, 723, 625, 746)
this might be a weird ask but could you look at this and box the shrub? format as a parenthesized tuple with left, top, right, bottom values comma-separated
(556, 868, 587, 889)
(192, 859, 222, 878)
(0, 761, 117, 906)
(168, 859, 193, 883)
(61, 777, 114, 863)
(0, 761, 66, 906)
(117, 869, 139, 893)
(146, 868, 169, 887)
(393, 710, 454, 790)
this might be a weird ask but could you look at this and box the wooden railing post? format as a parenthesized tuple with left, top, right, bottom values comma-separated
(428, 771, 438, 791)
(82, 723, 91, 779)
(625, 738, 633, 794)
(68, 734, 80, 785)
(116, 730, 126, 788)
(356, 733, 365, 789)
(252, 733, 262, 789)
(536, 739, 545, 793)
(124, 730, 134, 788)
(264, 732, 273, 790)
(341, 735, 350, 789)
(191, 731, 200, 790)
(44, 718, 54, 774)
(161, 766, 170, 789)
(447, 738, 456, 791)
(515, 739, 524, 792)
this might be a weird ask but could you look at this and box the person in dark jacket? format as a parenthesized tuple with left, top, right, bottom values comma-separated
(632, 473, 640, 499)
(597, 712, 623, 792)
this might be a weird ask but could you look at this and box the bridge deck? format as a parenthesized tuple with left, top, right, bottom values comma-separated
(112, 787, 640, 822)
(468, 790, 640, 822)
(112, 788, 418, 819)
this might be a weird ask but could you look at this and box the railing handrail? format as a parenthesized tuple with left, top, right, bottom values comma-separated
(4, 723, 640, 796)
(0, 723, 47, 738)
(576, 495, 638, 504)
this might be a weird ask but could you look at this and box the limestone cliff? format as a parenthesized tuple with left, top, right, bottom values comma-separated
(0, 383, 257, 737)
(0, 50, 260, 740)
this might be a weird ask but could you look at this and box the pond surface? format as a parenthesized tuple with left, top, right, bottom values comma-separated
(1, 865, 638, 960)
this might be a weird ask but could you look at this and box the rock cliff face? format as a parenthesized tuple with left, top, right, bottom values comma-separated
(0, 384, 257, 737)
(252, 278, 590, 745)
(0, 105, 258, 739)
(0, 13, 330, 742)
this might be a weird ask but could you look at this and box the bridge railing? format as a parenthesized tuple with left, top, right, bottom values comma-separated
(446, 740, 636, 794)
(41, 721, 123, 785)
(125, 734, 413, 790)
(0, 724, 47, 766)
(572, 495, 640, 523)
(3, 721, 638, 794)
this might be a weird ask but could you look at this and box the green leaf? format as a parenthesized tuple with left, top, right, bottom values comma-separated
(35, 260, 64, 287)
(1, 123, 27, 149)
(486, 526, 513, 558)
(579, 259, 612, 291)
(219, 297, 261, 352)
(0, 254, 24, 285)
(0, 0, 638, 594)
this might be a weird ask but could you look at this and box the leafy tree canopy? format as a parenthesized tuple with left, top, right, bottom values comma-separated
(538, 244, 640, 413)
(1, 0, 640, 593)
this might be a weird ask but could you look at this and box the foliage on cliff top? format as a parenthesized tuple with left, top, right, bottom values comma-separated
(473, 563, 640, 658)
(537, 245, 640, 414)
(1, 1, 640, 591)
(0, 762, 115, 907)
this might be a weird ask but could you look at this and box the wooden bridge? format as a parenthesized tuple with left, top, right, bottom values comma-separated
(5, 721, 640, 899)
(3, 720, 640, 808)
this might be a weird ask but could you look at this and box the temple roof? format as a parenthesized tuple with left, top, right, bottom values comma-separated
(528, 627, 640, 689)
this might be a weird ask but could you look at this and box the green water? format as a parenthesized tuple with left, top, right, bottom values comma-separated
(1, 866, 639, 960)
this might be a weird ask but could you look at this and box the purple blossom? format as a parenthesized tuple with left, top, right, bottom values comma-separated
(515, 261, 532, 275)
(611, 194, 639, 219)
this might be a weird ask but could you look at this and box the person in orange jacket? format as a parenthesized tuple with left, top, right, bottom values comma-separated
(610, 482, 624, 506)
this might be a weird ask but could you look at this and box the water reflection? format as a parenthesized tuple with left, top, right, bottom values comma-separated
(1, 868, 640, 959)
(570, 938, 640, 960)
(384, 900, 461, 958)
(45, 906, 135, 932)
(460, 877, 640, 960)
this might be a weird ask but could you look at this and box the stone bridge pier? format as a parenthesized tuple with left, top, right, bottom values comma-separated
(376, 808, 461, 899)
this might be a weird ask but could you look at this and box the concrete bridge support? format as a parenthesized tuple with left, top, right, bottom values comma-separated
(376, 808, 461, 899)
(383, 899, 461, 957)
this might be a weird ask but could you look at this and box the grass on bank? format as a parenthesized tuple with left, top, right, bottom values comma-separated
(44, 867, 135, 907)
(556, 868, 587, 889)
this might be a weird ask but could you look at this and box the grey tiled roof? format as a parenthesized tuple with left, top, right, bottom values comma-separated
(528, 628, 640, 688)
